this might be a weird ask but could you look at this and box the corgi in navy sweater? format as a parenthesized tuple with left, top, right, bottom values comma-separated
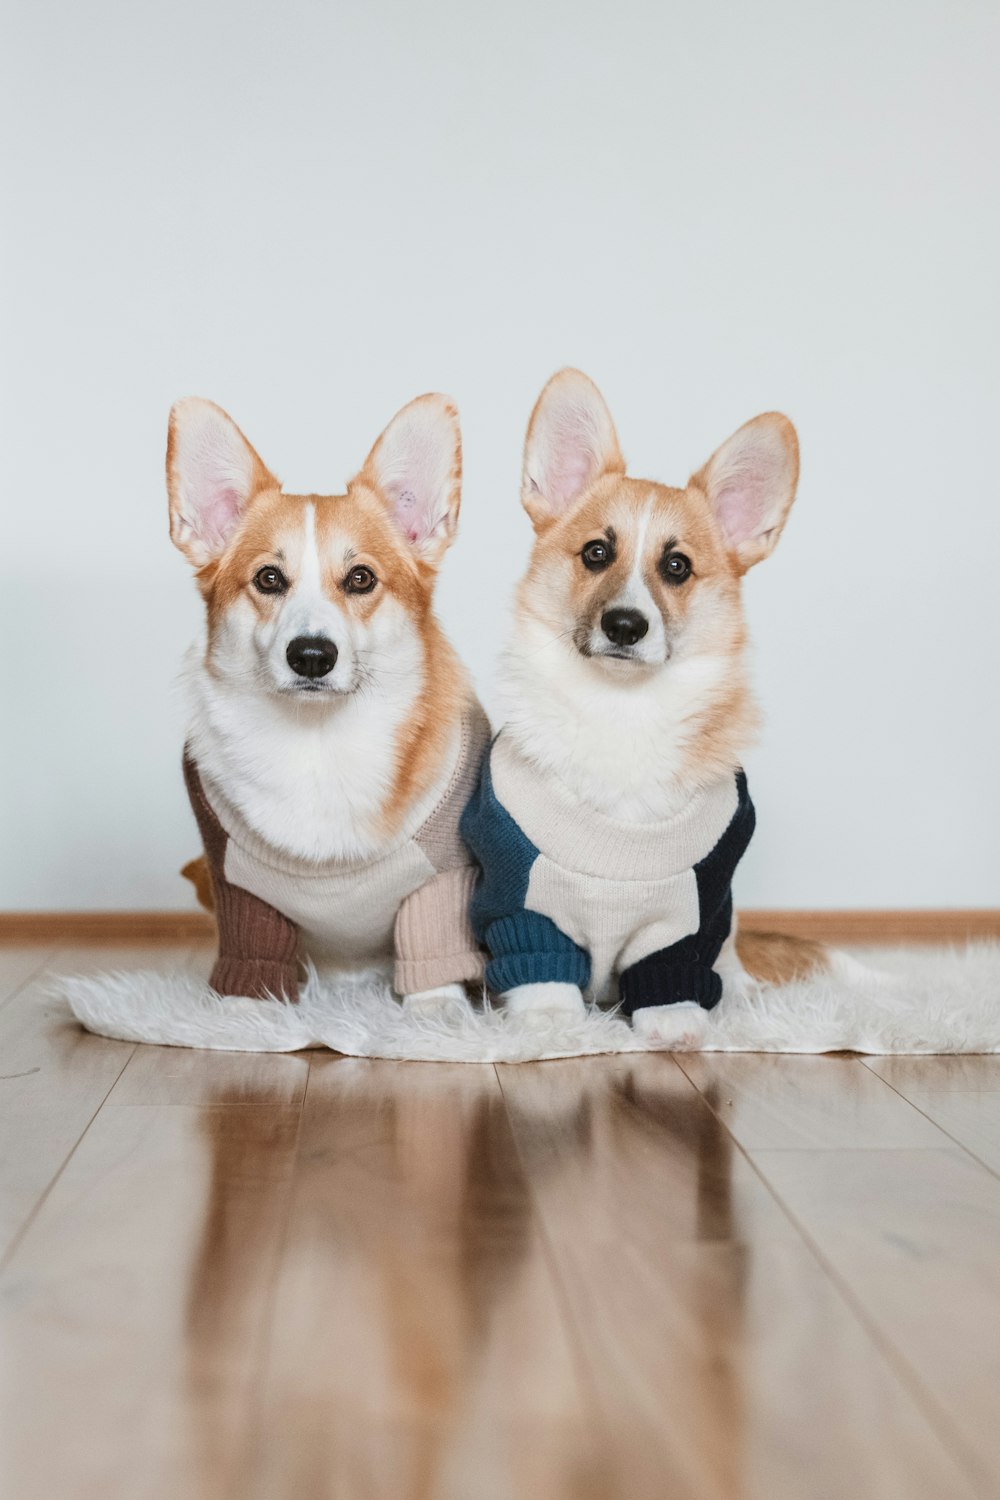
(462, 369, 827, 1050)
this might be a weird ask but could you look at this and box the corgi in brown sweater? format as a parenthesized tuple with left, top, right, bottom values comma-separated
(168, 395, 488, 1008)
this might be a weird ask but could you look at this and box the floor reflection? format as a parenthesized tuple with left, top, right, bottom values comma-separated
(184, 1054, 746, 1499)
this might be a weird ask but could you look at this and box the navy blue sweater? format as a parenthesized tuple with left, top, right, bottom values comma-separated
(461, 736, 755, 1015)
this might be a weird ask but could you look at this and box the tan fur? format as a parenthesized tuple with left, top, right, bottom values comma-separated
(736, 928, 829, 984)
(181, 856, 214, 912)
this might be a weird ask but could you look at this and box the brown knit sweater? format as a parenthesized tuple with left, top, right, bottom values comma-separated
(184, 706, 489, 1002)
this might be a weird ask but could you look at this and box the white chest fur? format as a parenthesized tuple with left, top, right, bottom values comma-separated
(498, 617, 740, 823)
(184, 647, 452, 865)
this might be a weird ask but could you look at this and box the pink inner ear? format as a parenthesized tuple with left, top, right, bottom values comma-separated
(716, 483, 762, 548)
(395, 487, 423, 542)
(549, 451, 596, 512)
(202, 486, 243, 549)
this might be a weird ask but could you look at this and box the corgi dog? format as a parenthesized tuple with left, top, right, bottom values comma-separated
(461, 369, 828, 1049)
(167, 395, 488, 1009)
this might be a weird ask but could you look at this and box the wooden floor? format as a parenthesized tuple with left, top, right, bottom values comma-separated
(3, 946, 1000, 1498)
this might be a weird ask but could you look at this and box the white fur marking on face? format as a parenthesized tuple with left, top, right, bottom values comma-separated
(587, 496, 667, 666)
(625, 495, 658, 605)
(299, 501, 322, 603)
(246, 503, 356, 700)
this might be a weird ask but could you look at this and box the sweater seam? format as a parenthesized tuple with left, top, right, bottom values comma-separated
(412, 706, 478, 838)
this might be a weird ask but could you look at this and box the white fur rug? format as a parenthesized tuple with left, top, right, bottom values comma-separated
(57, 944, 1000, 1060)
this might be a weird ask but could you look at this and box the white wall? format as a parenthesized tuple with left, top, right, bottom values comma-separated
(1, 0, 998, 911)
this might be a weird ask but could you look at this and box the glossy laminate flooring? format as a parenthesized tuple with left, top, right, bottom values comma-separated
(1, 942, 999, 1499)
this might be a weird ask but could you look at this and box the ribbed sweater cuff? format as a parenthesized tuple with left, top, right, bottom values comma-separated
(210, 956, 300, 1003)
(395, 950, 485, 995)
(619, 958, 722, 1016)
(485, 915, 590, 992)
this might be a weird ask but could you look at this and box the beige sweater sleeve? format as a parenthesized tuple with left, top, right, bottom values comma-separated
(392, 704, 490, 995)
(394, 866, 484, 994)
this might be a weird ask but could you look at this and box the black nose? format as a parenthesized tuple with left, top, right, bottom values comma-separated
(601, 608, 649, 648)
(286, 635, 338, 679)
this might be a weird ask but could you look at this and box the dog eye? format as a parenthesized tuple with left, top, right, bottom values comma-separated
(345, 565, 377, 594)
(253, 566, 288, 595)
(581, 539, 614, 571)
(660, 550, 692, 584)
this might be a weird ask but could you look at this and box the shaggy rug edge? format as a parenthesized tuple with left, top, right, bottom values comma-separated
(54, 943, 1000, 1061)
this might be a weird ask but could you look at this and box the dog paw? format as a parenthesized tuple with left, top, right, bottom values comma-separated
(402, 983, 469, 1020)
(632, 1001, 708, 1051)
(503, 982, 586, 1019)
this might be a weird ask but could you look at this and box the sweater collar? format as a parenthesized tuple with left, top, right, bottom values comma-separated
(489, 733, 741, 882)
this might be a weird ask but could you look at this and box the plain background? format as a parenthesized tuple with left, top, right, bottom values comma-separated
(1, 0, 997, 912)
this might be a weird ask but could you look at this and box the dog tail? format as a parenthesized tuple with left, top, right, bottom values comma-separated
(181, 855, 215, 913)
(736, 927, 830, 984)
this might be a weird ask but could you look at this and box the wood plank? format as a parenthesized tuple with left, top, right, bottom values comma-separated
(497, 1054, 979, 1500)
(678, 1053, 947, 1150)
(3, 907, 997, 944)
(0, 1099, 302, 1499)
(0, 951, 139, 1260)
(0, 945, 56, 1010)
(863, 1056, 1000, 1177)
(886, 1093, 1000, 1178)
(866, 1055, 1000, 1093)
(752, 1145, 1000, 1491)
(239, 1057, 606, 1500)
(110, 1043, 310, 1107)
(0, 946, 191, 1262)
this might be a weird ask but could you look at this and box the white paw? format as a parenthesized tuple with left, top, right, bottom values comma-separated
(631, 1001, 708, 1051)
(402, 983, 469, 1020)
(503, 982, 586, 1019)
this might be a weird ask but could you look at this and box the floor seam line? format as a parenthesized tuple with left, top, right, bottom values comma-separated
(0, 946, 60, 1015)
(859, 1059, 1000, 1184)
(0, 1042, 138, 1271)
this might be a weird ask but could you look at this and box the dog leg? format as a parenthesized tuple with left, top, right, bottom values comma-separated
(504, 982, 587, 1018)
(714, 922, 753, 1001)
(631, 1001, 708, 1051)
(402, 982, 470, 1019)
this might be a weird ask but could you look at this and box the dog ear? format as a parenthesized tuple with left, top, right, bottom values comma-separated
(358, 394, 462, 567)
(521, 369, 625, 528)
(691, 413, 800, 571)
(167, 399, 276, 568)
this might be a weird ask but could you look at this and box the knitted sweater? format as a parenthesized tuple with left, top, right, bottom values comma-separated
(460, 734, 755, 1014)
(184, 705, 490, 1002)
